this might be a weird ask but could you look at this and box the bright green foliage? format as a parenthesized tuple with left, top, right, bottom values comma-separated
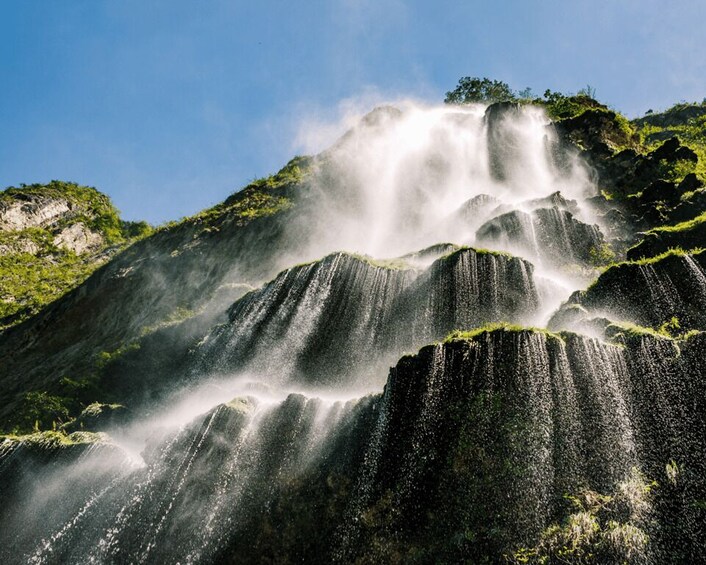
(634, 103, 706, 183)
(0, 251, 97, 327)
(606, 321, 673, 341)
(588, 243, 616, 266)
(96, 342, 142, 369)
(646, 211, 706, 234)
(0, 181, 153, 328)
(178, 156, 310, 228)
(629, 246, 704, 266)
(1, 180, 128, 244)
(540, 90, 606, 120)
(14, 391, 71, 432)
(0, 429, 107, 447)
(508, 468, 656, 564)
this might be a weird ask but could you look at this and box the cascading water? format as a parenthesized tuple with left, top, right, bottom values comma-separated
(292, 102, 595, 263)
(5, 101, 705, 564)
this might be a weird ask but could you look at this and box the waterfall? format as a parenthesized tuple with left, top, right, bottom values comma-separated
(476, 206, 604, 267)
(391, 247, 540, 347)
(580, 250, 706, 330)
(0, 391, 378, 565)
(197, 252, 416, 387)
(190, 246, 541, 393)
(291, 102, 593, 263)
(8, 101, 706, 564)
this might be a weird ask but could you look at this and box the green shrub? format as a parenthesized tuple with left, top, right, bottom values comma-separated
(14, 391, 71, 432)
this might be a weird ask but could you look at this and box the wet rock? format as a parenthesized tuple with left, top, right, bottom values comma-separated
(627, 216, 706, 260)
(639, 179, 680, 205)
(576, 249, 706, 329)
(523, 190, 579, 214)
(455, 194, 500, 223)
(476, 206, 605, 266)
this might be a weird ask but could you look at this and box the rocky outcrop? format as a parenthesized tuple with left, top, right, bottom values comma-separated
(634, 103, 706, 129)
(627, 214, 706, 260)
(0, 182, 152, 332)
(561, 250, 706, 331)
(193, 247, 538, 390)
(52, 222, 105, 255)
(0, 237, 40, 255)
(0, 194, 73, 231)
(555, 108, 637, 152)
(476, 206, 605, 266)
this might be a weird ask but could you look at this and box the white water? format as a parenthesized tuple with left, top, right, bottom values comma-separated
(2, 102, 636, 564)
(295, 102, 595, 265)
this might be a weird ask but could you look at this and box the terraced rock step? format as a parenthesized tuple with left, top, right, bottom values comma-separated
(558, 249, 706, 331)
(196, 247, 539, 387)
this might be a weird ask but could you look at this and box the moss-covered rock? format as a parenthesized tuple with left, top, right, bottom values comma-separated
(627, 212, 706, 260)
(574, 249, 706, 331)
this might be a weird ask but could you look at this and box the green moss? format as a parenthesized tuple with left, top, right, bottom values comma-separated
(584, 248, 704, 297)
(633, 105, 706, 183)
(648, 211, 706, 234)
(0, 429, 108, 447)
(437, 245, 515, 263)
(596, 247, 704, 279)
(605, 321, 672, 341)
(629, 246, 704, 265)
(348, 253, 412, 270)
(96, 342, 141, 369)
(138, 306, 197, 336)
(588, 243, 616, 266)
(80, 402, 124, 418)
(170, 156, 312, 231)
(443, 322, 563, 344)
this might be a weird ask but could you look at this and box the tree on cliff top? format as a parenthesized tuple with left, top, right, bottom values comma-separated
(444, 77, 517, 105)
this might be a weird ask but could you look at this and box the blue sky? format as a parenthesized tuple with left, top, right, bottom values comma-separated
(2, 0, 705, 223)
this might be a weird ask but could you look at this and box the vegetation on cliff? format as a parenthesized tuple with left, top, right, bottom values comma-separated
(0, 181, 152, 328)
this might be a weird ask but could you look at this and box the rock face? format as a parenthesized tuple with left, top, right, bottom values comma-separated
(52, 222, 105, 254)
(8, 329, 703, 563)
(195, 247, 538, 389)
(0, 194, 73, 231)
(555, 250, 706, 331)
(476, 206, 604, 266)
(627, 214, 706, 260)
